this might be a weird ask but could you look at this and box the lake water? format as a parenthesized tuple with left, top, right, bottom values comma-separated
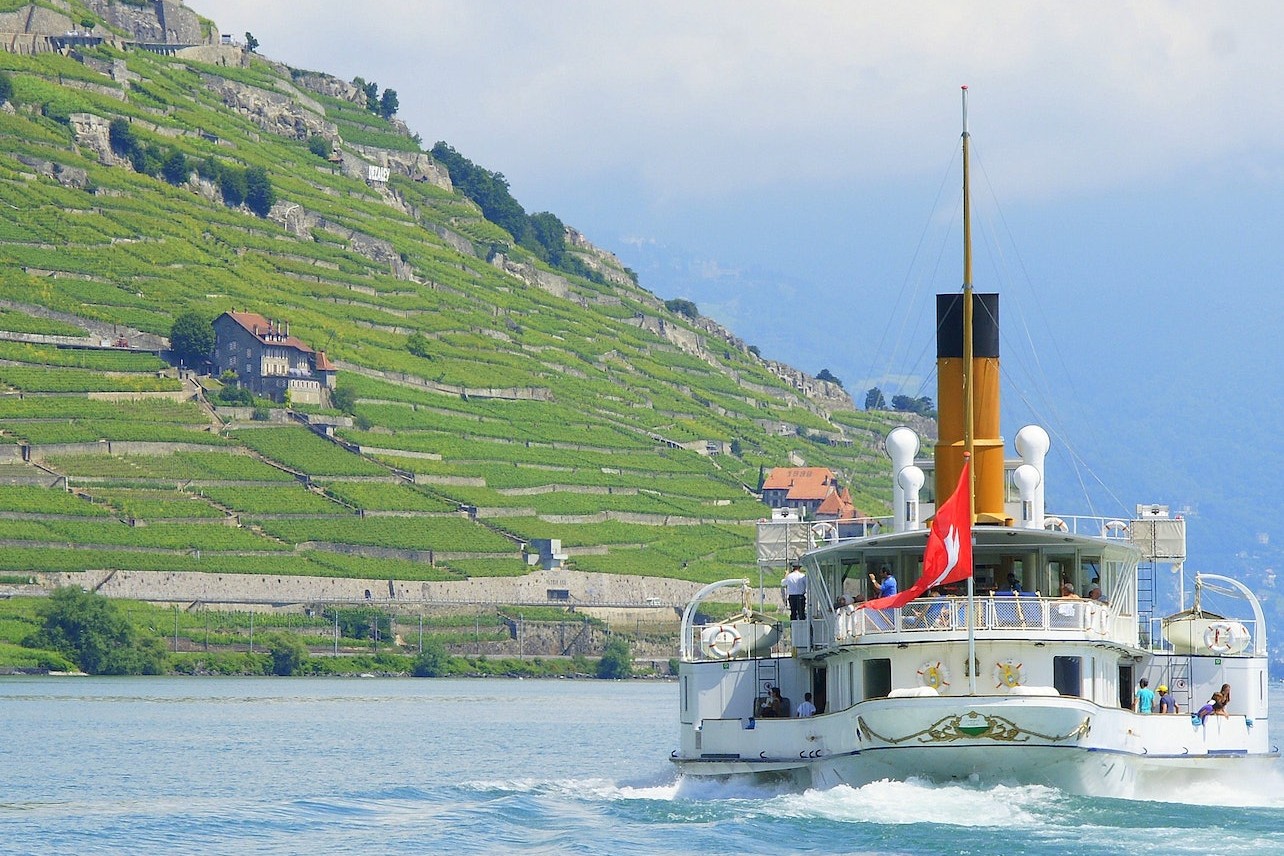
(3, 677, 1284, 855)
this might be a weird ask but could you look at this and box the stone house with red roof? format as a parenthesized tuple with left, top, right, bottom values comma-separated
(760, 466, 856, 520)
(212, 311, 337, 406)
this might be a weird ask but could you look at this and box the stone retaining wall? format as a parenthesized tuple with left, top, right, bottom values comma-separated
(45, 567, 719, 608)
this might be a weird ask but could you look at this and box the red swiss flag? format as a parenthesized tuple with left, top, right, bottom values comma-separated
(860, 460, 972, 610)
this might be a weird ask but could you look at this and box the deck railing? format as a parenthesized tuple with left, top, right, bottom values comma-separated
(831, 595, 1117, 641)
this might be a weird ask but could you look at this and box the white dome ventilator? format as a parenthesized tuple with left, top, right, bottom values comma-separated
(886, 427, 921, 533)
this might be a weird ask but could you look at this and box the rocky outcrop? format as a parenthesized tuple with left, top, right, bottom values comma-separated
(763, 360, 854, 409)
(291, 72, 365, 107)
(201, 74, 334, 142)
(565, 227, 635, 288)
(84, 0, 208, 44)
(349, 144, 451, 190)
(268, 202, 416, 281)
(490, 253, 575, 301)
(627, 313, 705, 357)
(16, 155, 89, 190)
(68, 112, 130, 167)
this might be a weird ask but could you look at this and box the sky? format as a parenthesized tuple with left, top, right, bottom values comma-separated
(187, 1, 1284, 571)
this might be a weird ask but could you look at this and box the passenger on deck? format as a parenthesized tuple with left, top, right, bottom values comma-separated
(924, 588, 949, 626)
(1157, 685, 1179, 714)
(795, 692, 816, 718)
(1059, 582, 1081, 599)
(834, 596, 854, 639)
(1133, 678, 1155, 714)
(782, 564, 807, 621)
(761, 687, 785, 718)
(1087, 587, 1108, 604)
(1197, 690, 1229, 722)
(870, 568, 897, 599)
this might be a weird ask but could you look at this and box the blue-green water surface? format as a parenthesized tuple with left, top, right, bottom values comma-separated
(2, 677, 1283, 855)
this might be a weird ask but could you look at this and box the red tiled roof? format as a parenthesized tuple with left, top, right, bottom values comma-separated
(222, 311, 315, 352)
(816, 486, 858, 519)
(220, 311, 335, 372)
(761, 467, 835, 501)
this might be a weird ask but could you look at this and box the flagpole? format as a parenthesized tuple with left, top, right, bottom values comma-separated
(965, 452, 976, 695)
(961, 86, 978, 696)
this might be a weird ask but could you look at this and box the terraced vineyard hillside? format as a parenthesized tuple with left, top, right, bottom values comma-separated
(0, 1, 913, 613)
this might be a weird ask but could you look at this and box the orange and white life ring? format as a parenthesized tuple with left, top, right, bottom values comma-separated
(699, 624, 743, 659)
(1043, 517, 1068, 532)
(1203, 621, 1250, 655)
(993, 658, 1027, 689)
(917, 660, 951, 691)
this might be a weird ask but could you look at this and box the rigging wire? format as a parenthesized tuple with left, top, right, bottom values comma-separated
(862, 140, 961, 406)
(967, 141, 1132, 519)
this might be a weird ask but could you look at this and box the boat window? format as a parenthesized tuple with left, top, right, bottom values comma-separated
(863, 659, 891, 700)
(1079, 556, 1101, 595)
(1044, 554, 1076, 597)
(1053, 656, 1082, 698)
(1104, 558, 1132, 615)
(1117, 664, 1134, 709)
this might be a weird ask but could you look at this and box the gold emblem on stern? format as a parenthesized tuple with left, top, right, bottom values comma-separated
(858, 712, 1091, 745)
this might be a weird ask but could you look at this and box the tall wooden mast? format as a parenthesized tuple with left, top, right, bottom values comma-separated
(962, 85, 975, 520)
(935, 86, 1008, 525)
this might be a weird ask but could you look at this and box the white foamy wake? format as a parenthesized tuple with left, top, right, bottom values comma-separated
(763, 779, 1054, 827)
(1128, 760, 1284, 808)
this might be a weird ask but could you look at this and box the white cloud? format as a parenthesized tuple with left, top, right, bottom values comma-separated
(191, 1, 1284, 207)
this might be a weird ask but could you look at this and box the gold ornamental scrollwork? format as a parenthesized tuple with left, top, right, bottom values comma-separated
(858, 711, 1091, 745)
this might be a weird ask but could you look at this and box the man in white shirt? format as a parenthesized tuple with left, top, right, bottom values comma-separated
(782, 564, 807, 620)
(795, 692, 816, 718)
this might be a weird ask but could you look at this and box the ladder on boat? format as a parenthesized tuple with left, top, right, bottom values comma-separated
(754, 655, 779, 714)
(1166, 655, 1194, 712)
(1137, 560, 1156, 647)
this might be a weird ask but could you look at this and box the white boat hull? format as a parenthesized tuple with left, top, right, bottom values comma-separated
(674, 694, 1276, 797)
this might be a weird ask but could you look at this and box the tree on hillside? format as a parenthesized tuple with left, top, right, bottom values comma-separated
(108, 118, 136, 157)
(379, 88, 399, 120)
(218, 164, 246, 207)
(161, 149, 189, 186)
(406, 332, 432, 359)
(244, 165, 275, 217)
(169, 312, 214, 367)
(596, 636, 632, 679)
(307, 135, 331, 158)
(0, 71, 12, 106)
(24, 587, 166, 675)
(891, 394, 935, 417)
(664, 298, 699, 319)
(412, 639, 450, 677)
(330, 383, 358, 415)
(816, 368, 843, 388)
(244, 32, 259, 53)
(264, 632, 308, 676)
(358, 79, 380, 114)
(430, 141, 531, 246)
(864, 387, 887, 410)
(526, 211, 566, 264)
